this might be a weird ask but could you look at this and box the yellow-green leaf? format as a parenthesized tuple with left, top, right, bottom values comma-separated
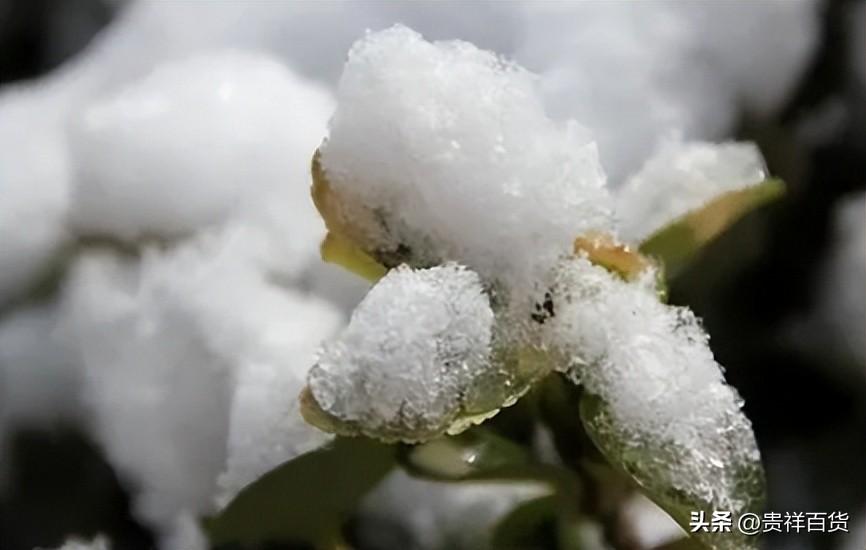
(320, 231, 387, 282)
(639, 179, 784, 277)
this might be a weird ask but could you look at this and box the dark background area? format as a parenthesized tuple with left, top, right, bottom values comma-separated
(0, 1, 863, 549)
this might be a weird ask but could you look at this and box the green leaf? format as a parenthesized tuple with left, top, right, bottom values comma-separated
(639, 178, 784, 277)
(204, 437, 395, 546)
(579, 395, 765, 550)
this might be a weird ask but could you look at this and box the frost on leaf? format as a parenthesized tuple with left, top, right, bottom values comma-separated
(304, 263, 504, 442)
(617, 140, 771, 243)
(544, 257, 765, 549)
(317, 25, 613, 289)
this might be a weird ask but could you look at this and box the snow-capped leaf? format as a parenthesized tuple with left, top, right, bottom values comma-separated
(580, 394, 765, 550)
(639, 178, 784, 277)
(304, 264, 511, 443)
(543, 257, 766, 550)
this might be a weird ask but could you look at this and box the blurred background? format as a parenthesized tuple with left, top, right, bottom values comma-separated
(0, 1, 863, 549)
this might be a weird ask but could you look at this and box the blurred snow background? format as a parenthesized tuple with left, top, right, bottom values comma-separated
(0, 1, 862, 549)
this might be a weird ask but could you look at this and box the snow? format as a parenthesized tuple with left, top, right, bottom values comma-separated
(216, 287, 342, 506)
(61, 229, 342, 535)
(0, 88, 72, 306)
(544, 256, 761, 515)
(0, 3, 828, 546)
(308, 263, 494, 442)
(69, 50, 332, 277)
(320, 26, 612, 288)
(515, 1, 819, 183)
(616, 140, 768, 242)
(0, 0, 820, 304)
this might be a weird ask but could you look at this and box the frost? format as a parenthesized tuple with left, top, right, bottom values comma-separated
(69, 50, 333, 278)
(359, 470, 549, 550)
(61, 228, 343, 535)
(544, 257, 763, 541)
(319, 26, 612, 288)
(616, 140, 768, 243)
(307, 263, 496, 442)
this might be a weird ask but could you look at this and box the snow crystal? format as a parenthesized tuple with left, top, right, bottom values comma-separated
(0, 88, 71, 305)
(320, 26, 612, 287)
(61, 227, 342, 534)
(616, 140, 768, 243)
(360, 470, 549, 550)
(544, 257, 761, 516)
(69, 50, 332, 276)
(308, 263, 495, 441)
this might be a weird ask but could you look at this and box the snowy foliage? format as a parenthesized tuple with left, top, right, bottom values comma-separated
(309, 264, 494, 441)
(61, 232, 342, 534)
(516, 1, 818, 183)
(310, 27, 767, 547)
(545, 257, 762, 517)
(320, 25, 612, 288)
(616, 139, 768, 242)
(314, 29, 768, 432)
(70, 51, 332, 264)
(0, 1, 832, 547)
